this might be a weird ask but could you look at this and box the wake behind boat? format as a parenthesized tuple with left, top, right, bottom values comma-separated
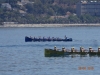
(25, 36, 72, 42)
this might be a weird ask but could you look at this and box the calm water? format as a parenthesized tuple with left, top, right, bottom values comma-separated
(0, 27, 100, 75)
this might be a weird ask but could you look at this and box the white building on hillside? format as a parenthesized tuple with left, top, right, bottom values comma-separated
(1, 3, 12, 10)
(17, 0, 34, 5)
(76, 1, 100, 16)
(21, 0, 29, 4)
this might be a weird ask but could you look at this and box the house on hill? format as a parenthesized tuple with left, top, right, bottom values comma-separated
(17, 0, 34, 6)
(21, 0, 29, 5)
(76, 1, 100, 16)
(1, 3, 12, 10)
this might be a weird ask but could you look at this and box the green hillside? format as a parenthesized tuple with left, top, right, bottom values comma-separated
(0, 0, 100, 24)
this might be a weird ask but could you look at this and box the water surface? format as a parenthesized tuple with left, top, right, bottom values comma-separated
(0, 27, 100, 75)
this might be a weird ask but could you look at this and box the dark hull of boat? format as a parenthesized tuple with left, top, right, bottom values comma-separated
(45, 49, 100, 57)
(25, 36, 72, 42)
(45, 49, 65, 57)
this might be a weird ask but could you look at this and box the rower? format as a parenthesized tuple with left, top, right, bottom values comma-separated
(34, 37, 35, 39)
(71, 47, 75, 52)
(98, 47, 100, 52)
(65, 35, 67, 39)
(43, 37, 44, 39)
(80, 46, 85, 52)
(62, 47, 67, 52)
(89, 47, 93, 52)
(54, 46, 57, 51)
(39, 36, 41, 39)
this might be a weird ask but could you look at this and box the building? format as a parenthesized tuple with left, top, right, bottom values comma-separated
(1, 3, 12, 10)
(17, 0, 34, 5)
(19, 10, 27, 16)
(2, 22, 18, 25)
(21, 0, 29, 5)
(76, 1, 100, 16)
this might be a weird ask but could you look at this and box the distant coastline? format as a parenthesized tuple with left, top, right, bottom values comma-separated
(0, 24, 100, 27)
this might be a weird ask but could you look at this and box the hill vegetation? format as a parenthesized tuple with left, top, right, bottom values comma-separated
(0, 0, 100, 24)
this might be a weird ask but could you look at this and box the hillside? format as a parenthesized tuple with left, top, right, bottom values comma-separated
(0, 0, 100, 24)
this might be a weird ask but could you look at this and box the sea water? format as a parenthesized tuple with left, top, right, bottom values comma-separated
(0, 26, 100, 75)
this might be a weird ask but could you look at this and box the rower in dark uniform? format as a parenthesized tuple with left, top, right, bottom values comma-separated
(65, 35, 67, 39)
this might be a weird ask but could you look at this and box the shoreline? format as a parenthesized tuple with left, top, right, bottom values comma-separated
(0, 24, 100, 27)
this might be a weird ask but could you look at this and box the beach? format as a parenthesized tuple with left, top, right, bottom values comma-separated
(0, 24, 100, 27)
